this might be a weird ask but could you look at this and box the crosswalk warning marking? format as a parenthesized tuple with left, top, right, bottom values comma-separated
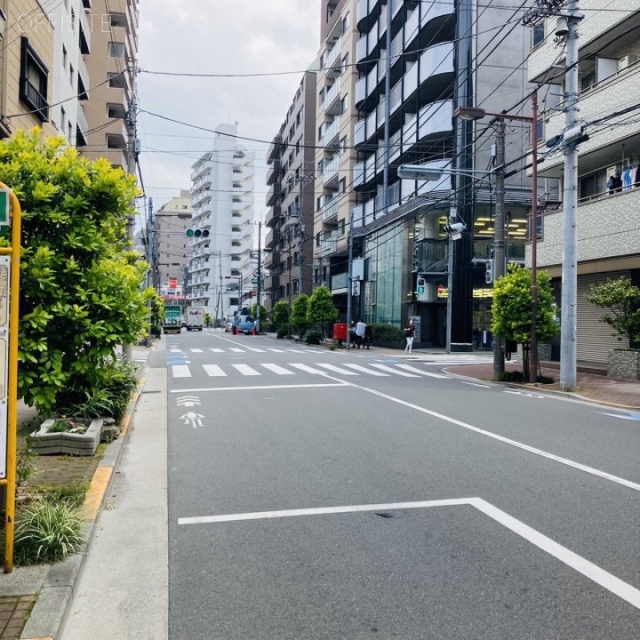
(316, 363, 358, 375)
(261, 363, 295, 375)
(343, 363, 389, 376)
(246, 347, 266, 352)
(203, 364, 227, 377)
(286, 349, 307, 353)
(371, 363, 419, 377)
(210, 348, 224, 353)
(289, 363, 327, 375)
(229, 348, 246, 353)
(172, 365, 192, 378)
(233, 364, 261, 376)
(397, 364, 449, 378)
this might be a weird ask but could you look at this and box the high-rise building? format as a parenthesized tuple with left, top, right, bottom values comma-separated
(528, 4, 640, 364)
(189, 124, 256, 324)
(82, 0, 139, 169)
(0, 1, 57, 138)
(265, 71, 317, 311)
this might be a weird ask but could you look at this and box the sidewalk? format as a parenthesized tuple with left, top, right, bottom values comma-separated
(1, 338, 639, 639)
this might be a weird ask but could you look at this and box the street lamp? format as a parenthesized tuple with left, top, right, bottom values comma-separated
(455, 90, 539, 384)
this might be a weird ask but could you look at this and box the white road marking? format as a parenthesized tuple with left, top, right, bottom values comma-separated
(461, 381, 491, 388)
(371, 364, 419, 377)
(349, 382, 640, 493)
(191, 349, 204, 353)
(285, 348, 306, 353)
(316, 363, 359, 375)
(172, 365, 191, 378)
(169, 382, 350, 393)
(261, 363, 295, 375)
(210, 348, 224, 353)
(203, 364, 227, 377)
(178, 497, 640, 611)
(342, 363, 389, 376)
(233, 364, 261, 376)
(246, 347, 266, 353)
(289, 363, 327, 374)
(229, 348, 246, 353)
(268, 348, 285, 353)
(396, 364, 449, 378)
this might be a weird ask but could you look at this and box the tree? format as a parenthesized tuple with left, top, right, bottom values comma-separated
(250, 302, 268, 330)
(491, 264, 558, 382)
(0, 130, 153, 414)
(272, 300, 290, 335)
(291, 294, 310, 339)
(586, 276, 640, 350)
(306, 286, 338, 338)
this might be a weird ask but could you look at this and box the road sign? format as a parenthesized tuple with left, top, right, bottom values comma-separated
(0, 189, 9, 227)
(251, 278, 257, 284)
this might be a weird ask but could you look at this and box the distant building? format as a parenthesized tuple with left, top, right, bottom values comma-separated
(528, 4, 640, 363)
(264, 70, 317, 311)
(189, 124, 256, 323)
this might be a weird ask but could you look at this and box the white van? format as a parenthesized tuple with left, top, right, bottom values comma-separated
(186, 307, 205, 331)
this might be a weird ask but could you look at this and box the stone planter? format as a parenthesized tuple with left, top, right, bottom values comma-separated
(607, 349, 640, 380)
(29, 419, 104, 456)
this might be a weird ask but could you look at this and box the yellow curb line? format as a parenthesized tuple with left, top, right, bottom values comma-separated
(82, 466, 112, 521)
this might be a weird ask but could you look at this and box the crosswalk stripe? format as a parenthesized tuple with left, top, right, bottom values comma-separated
(233, 364, 261, 376)
(191, 349, 204, 353)
(397, 364, 449, 378)
(246, 347, 266, 352)
(286, 349, 307, 353)
(371, 364, 419, 377)
(229, 348, 246, 353)
(203, 364, 227, 377)
(267, 348, 285, 353)
(172, 365, 191, 378)
(342, 363, 389, 376)
(261, 363, 295, 375)
(316, 363, 358, 375)
(289, 363, 327, 374)
(210, 348, 224, 353)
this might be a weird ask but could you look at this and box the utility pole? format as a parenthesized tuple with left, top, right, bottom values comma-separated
(346, 208, 354, 350)
(287, 225, 292, 338)
(382, 0, 393, 211)
(256, 220, 262, 333)
(560, 0, 582, 391)
(492, 119, 506, 378)
(124, 96, 137, 363)
(529, 91, 539, 385)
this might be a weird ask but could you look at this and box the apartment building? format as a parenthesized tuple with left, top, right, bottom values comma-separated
(150, 190, 193, 296)
(82, 0, 139, 169)
(42, 0, 91, 146)
(189, 123, 256, 323)
(0, 1, 57, 138)
(528, 3, 640, 364)
(313, 0, 360, 316)
(348, 0, 541, 346)
(264, 71, 317, 311)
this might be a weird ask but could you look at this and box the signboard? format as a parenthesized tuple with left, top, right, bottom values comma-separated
(411, 315, 421, 343)
(0, 189, 9, 227)
(169, 278, 178, 289)
(0, 257, 9, 478)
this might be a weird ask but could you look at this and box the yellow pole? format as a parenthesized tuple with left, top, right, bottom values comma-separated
(0, 183, 21, 573)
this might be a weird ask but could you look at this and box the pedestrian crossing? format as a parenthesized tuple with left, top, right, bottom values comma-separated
(169, 347, 325, 355)
(170, 360, 452, 380)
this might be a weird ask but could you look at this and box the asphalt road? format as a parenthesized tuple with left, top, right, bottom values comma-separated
(165, 330, 640, 640)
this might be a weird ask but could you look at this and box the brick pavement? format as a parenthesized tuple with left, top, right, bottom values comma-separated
(0, 596, 36, 640)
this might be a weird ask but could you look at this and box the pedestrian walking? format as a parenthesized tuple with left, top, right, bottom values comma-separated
(355, 319, 367, 349)
(404, 318, 415, 354)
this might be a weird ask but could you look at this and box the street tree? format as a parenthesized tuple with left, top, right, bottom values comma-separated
(272, 300, 290, 336)
(491, 264, 558, 382)
(586, 276, 640, 349)
(0, 130, 153, 414)
(291, 294, 310, 339)
(306, 286, 338, 339)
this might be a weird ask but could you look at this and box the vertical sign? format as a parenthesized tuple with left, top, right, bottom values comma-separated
(411, 315, 421, 344)
(0, 257, 9, 478)
(0, 189, 9, 227)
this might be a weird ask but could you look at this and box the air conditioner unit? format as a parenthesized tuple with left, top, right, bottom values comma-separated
(618, 55, 638, 71)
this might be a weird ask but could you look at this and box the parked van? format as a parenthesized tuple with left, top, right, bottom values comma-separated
(186, 307, 205, 331)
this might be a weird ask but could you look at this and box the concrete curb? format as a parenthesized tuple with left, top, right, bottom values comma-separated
(20, 354, 153, 640)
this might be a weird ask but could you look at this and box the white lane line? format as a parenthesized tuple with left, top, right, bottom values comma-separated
(178, 497, 640, 611)
(170, 382, 351, 393)
(342, 363, 389, 376)
(316, 363, 359, 375)
(370, 364, 419, 377)
(286, 349, 307, 353)
(246, 347, 266, 353)
(397, 364, 449, 378)
(289, 363, 327, 375)
(268, 348, 285, 353)
(191, 348, 204, 353)
(179, 498, 470, 524)
(261, 363, 295, 375)
(210, 348, 224, 353)
(229, 348, 246, 353)
(461, 381, 491, 388)
(172, 365, 191, 378)
(203, 364, 227, 377)
(349, 382, 640, 493)
(305, 349, 324, 353)
(233, 364, 261, 376)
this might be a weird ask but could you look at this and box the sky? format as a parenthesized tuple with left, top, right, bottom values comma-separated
(136, 1, 321, 216)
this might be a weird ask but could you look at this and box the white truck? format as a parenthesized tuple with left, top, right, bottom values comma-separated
(185, 307, 205, 331)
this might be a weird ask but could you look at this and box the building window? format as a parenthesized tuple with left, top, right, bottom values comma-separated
(110, 13, 127, 28)
(20, 37, 49, 122)
(108, 72, 126, 89)
(532, 21, 545, 48)
(109, 42, 125, 58)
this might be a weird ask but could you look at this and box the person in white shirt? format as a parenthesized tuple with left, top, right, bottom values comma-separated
(355, 319, 367, 349)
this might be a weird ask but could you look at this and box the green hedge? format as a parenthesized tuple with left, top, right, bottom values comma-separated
(369, 323, 405, 347)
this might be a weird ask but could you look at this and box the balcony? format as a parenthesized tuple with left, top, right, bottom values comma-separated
(418, 99, 453, 142)
(321, 232, 339, 256)
(267, 135, 283, 162)
(421, 0, 455, 35)
(419, 42, 455, 94)
(323, 117, 341, 149)
(76, 106, 89, 146)
(354, 119, 366, 148)
(324, 43, 342, 79)
(322, 196, 339, 223)
(324, 78, 341, 115)
(355, 76, 367, 109)
(266, 158, 280, 185)
(266, 182, 281, 206)
(323, 156, 340, 189)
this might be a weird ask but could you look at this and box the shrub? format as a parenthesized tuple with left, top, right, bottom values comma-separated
(369, 323, 405, 345)
(276, 327, 288, 339)
(12, 496, 85, 565)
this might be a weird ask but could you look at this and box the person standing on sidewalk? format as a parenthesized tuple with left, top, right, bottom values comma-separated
(355, 319, 367, 349)
(404, 319, 415, 354)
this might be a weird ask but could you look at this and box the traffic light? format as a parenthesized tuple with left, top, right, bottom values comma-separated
(186, 228, 210, 238)
(417, 277, 425, 295)
(416, 276, 431, 302)
(485, 260, 494, 284)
